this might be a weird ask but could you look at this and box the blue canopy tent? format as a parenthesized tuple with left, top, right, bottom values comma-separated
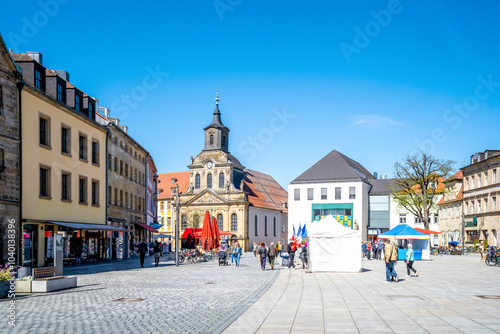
(379, 224, 430, 260)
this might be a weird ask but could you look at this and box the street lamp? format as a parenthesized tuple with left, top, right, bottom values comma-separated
(171, 178, 180, 266)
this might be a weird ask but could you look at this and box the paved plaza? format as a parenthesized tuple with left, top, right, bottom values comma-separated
(2, 253, 500, 333)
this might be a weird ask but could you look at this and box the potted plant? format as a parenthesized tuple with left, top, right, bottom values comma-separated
(0, 264, 15, 298)
(15, 276, 32, 293)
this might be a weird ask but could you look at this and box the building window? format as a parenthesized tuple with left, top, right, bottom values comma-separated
(120, 190, 123, 207)
(125, 164, 128, 177)
(35, 69, 42, 89)
(209, 134, 214, 145)
(207, 173, 212, 188)
(91, 180, 99, 205)
(485, 199, 488, 213)
(0, 84, 3, 114)
(478, 200, 481, 213)
(254, 215, 258, 236)
(294, 189, 300, 201)
(61, 126, 70, 154)
(120, 161, 123, 175)
(195, 174, 200, 189)
(160, 202, 164, 210)
(321, 188, 327, 200)
(79, 134, 87, 161)
(349, 187, 356, 199)
(307, 188, 313, 200)
(91, 140, 99, 165)
(414, 217, 421, 224)
(231, 214, 237, 231)
(217, 214, 223, 230)
(88, 102, 94, 115)
(79, 176, 87, 203)
(39, 116, 50, 147)
(494, 169, 497, 183)
(282, 225, 285, 233)
(222, 135, 227, 147)
(57, 82, 65, 102)
(108, 154, 112, 170)
(108, 186, 112, 204)
(273, 217, 277, 237)
(335, 187, 341, 200)
(493, 197, 497, 211)
(75, 94, 82, 112)
(39, 166, 51, 198)
(181, 215, 187, 229)
(61, 172, 71, 201)
(167, 217, 172, 228)
(265, 216, 268, 236)
(477, 174, 481, 188)
(114, 158, 118, 172)
(219, 172, 224, 188)
(114, 188, 118, 206)
(130, 166, 133, 180)
(399, 214, 406, 224)
(484, 172, 488, 186)
(130, 193, 133, 209)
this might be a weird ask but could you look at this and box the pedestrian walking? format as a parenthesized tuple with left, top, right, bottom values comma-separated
(258, 242, 267, 270)
(299, 241, 308, 269)
(362, 242, 367, 258)
(377, 240, 384, 260)
(277, 242, 282, 257)
(405, 244, 419, 277)
(287, 238, 296, 269)
(252, 242, 258, 258)
(75, 243, 82, 265)
(268, 242, 277, 270)
(231, 243, 237, 265)
(384, 239, 399, 282)
(139, 240, 148, 268)
(153, 242, 161, 267)
(367, 241, 372, 260)
(372, 241, 378, 260)
(235, 242, 242, 266)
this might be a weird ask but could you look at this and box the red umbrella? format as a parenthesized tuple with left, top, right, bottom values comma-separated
(200, 211, 213, 250)
(211, 216, 220, 249)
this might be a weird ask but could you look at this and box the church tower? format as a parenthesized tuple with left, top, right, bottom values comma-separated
(203, 92, 230, 152)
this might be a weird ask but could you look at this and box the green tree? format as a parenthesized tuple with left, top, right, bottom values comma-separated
(391, 152, 454, 229)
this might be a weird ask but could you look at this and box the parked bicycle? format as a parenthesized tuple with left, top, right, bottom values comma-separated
(485, 246, 499, 267)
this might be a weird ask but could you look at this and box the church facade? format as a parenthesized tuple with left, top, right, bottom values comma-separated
(172, 93, 288, 251)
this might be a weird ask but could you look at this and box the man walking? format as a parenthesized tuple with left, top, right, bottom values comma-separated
(268, 242, 277, 270)
(139, 240, 148, 268)
(384, 239, 399, 282)
(258, 242, 267, 270)
(287, 238, 296, 269)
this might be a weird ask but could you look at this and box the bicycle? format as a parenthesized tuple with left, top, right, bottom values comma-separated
(485, 247, 499, 267)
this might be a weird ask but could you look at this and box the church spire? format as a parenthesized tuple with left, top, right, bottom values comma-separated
(204, 90, 230, 152)
(205, 89, 226, 130)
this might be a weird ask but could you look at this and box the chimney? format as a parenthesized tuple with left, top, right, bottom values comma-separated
(54, 70, 70, 82)
(27, 51, 42, 64)
(373, 172, 378, 179)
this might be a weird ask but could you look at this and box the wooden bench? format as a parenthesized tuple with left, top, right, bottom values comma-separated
(33, 267, 66, 281)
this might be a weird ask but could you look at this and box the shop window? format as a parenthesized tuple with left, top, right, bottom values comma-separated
(321, 188, 327, 200)
(217, 214, 223, 230)
(294, 189, 300, 201)
(231, 214, 237, 231)
(335, 187, 341, 200)
(79, 176, 87, 203)
(39, 165, 51, 198)
(61, 172, 71, 201)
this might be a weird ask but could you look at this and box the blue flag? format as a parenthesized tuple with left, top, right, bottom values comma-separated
(301, 224, 308, 239)
(293, 225, 296, 238)
(297, 224, 302, 238)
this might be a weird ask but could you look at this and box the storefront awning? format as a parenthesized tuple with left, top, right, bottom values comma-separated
(49, 221, 132, 232)
(135, 223, 159, 233)
(108, 216, 127, 223)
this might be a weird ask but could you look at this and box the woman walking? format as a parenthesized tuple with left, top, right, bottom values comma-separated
(405, 244, 418, 277)
(235, 242, 242, 266)
(299, 241, 308, 269)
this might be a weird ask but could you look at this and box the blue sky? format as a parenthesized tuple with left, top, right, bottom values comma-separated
(2, 0, 500, 187)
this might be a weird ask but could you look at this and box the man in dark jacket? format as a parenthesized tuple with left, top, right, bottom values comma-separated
(139, 240, 148, 267)
(258, 243, 267, 271)
(287, 239, 296, 269)
(268, 242, 277, 270)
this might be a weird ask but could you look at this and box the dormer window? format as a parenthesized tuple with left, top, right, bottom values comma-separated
(35, 69, 42, 89)
(89, 101, 94, 114)
(57, 82, 65, 102)
(75, 94, 82, 112)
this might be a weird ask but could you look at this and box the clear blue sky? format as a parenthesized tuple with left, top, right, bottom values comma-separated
(2, 0, 500, 187)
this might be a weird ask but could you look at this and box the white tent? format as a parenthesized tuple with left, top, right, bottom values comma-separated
(308, 215, 362, 272)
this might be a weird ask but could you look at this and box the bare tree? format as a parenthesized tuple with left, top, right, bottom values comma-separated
(391, 152, 454, 229)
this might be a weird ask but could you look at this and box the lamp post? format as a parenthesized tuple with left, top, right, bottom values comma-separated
(171, 178, 180, 267)
(461, 212, 465, 255)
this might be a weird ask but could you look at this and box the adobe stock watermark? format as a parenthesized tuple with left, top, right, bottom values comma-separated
(6, 218, 17, 327)
(109, 65, 169, 121)
(213, 0, 242, 21)
(415, 74, 500, 154)
(7, 0, 71, 51)
(339, 0, 408, 64)
(237, 107, 295, 161)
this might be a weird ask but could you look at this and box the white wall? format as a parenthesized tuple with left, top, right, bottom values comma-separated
(248, 207, 285, 248)
(288, 181, 368, 240)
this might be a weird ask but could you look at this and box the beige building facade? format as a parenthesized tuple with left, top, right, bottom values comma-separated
(437, 171, 463, 246)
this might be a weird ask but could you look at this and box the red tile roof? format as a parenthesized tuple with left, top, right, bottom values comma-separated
(437, 184, 463, 205)
(243, 169, 288, 213)
(157, 172, 190, 200)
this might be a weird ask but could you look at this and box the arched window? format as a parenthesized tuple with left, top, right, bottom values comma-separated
(209, 134, 214, 145)
(273, 217, 277, 237)
(207, 173, 212, 188)
(254, 215, 258, 236)
(231, 214, 237, 231)
(217, 214, 223, 230)
(195, 174, 200, 189)
(181, 215, 187, 229)
(265, 216, 268, 236)
(219, 172, 224, 189)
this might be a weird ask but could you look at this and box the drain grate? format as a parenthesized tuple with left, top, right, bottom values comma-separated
(113, 298, 146, 302)
(476, 295, 500, 300)
(387, 295, 424, 301)
(206, 282, 216, 284)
